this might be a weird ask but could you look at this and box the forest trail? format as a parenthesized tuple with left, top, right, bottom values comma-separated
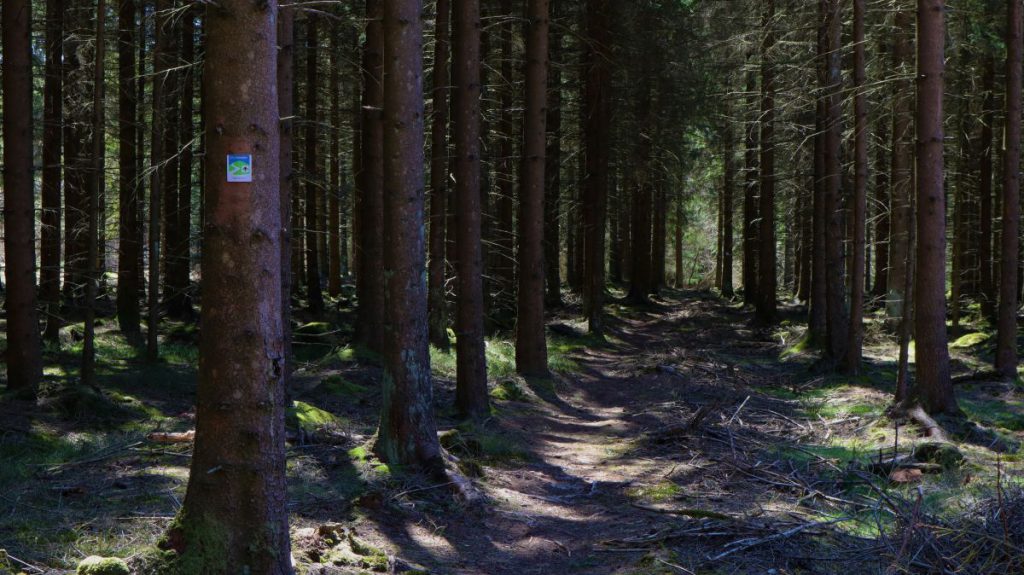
(349, 292, 861, 575)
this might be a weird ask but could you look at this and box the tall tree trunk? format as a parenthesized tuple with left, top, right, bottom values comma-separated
(721, 120, 735, 297)
(823, 0, 848, 360)
(453, 0, 490, 418)
(168, 0, 291, 566)
(871, 73, 890, 299)
(996, 0, 1022, 379)
(355, 0, 385, 353)
(148, 0, 171, 361)
(63, 5, 88, 306)
(742, 65, 759, 306)
(809, 84, 827, 342)
(304, 17, 325, 314)
(166, 6, 195, 319)
(914, 0, 957, 414)
(843, 0, 868, 373)
(515, 0, 550, 376)
(756, 0, 776, 323)
(652, 187, 668, 292)
(82, 0, 107, 387)
(277, 1, 295, 388)
(979, 54, 996, 320)
(428, 0, 451, 349)
(160, 9, 181, 322)
(543, 15, 563, 308)
(583, 0, 611, 334)
(887, 9, 913, 321)
(374, 0, 446, 474)
(42, 0, 65, 343)
(675, 195, 685, 288)
(329, 22, 343, 298)
(2, 0, 44, 397)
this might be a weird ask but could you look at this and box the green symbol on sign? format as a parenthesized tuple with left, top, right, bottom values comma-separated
(229, 160, 250, 177)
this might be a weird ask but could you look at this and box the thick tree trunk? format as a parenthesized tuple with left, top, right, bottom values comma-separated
(843, 0, 868, 373)
(914, 0, 957, 414)
(583, 0, 611, 334)
(756, 0, 776, 323)
(453, 0, 490, 418)
(277, 2, 295, 387)
(169, 1, 291, 567)
(516, 0, 550, 376)
(428, 0, 452, 350)
(41, 0, 65, 343)
(355, 0, 386, 353)
(996, 0, 1022, 378)
(374, 0, 446, 474)
(2, 0, 44, 397)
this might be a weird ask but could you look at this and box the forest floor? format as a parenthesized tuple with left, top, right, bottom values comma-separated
(3, 290, 1024, 574)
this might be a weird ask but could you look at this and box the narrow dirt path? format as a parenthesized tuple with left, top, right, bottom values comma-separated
(364, 291, 835, 575)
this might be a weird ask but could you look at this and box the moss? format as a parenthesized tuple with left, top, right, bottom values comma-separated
(156, 511, 229, 574)
(321, 375, 367, 396)
(490, 379, 529, 402)
(77, 556, 130, 575)
(951, 332, 991, 349)
(914, 442, 965, 469)
(287, 401, 344, 434)
(627, 481, 682, 503)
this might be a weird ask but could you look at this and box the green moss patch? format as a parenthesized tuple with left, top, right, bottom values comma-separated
(77, 556, 130, 575)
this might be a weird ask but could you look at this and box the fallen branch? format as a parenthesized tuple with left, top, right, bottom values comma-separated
(708, 517, 850, 562)
(630, 502, 734, 521)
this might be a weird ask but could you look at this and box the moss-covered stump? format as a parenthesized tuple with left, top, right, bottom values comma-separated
(77, 556, 130, 575)
(914, 442, 965, 469)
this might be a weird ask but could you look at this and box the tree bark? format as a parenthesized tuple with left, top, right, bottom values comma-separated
(996, 0, 1022, 379)
(721, 119, 735, 297)
(166, 6, 195, 319)
(887, 9, 913, 321)
(515, 0, 550, 377)
(453, 0, 490, 418)
(583, 0, 611, 334)
(742, 64, 759, 306)
(329, 22, 343, 298)
(756, 0, 776, 323)
(169, 1, 291, 567)
(148, 0, 172, 361)
(843, 0, 868, 373)
(277, 1, 295, 388)
(41, 0, 65, 343)
(2, 0, 44, 397)
(373, 0, 446, 474)
(914, 0, 957, 414)
(823, 0, 848, 361)
(355, 0, 386, 354)
(428, 0, 452, 349)
(979, 54, 996, 319)
(304, 16, 325, 314)
(543, 13, 563, 308)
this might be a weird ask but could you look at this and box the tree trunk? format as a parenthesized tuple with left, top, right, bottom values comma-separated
(721, 120, 735, 297)
(160, 9, 181, 322)
(914, 0, 957, 414)
(328, 22, 343, 298)
(355, 0, 386, 354)
(277, 1, 295, 388)
(742, 64, 759, 306)
(2, 0, 44, 397)
(809, 92, 827, 342)
(168, 1, 291, 567)
(515, 0, 550, 377)
(373, 0, 446, 474)
(996, 0, 1022, 379)
(428, 0, 451, 349)
(887, 9, 913, 321)
(756, 0, 776, 323)
(543, 14, 563, 308)
(453, 0, 490, 418)
(41, 0, 65, 343)
(652, 187, 667, 292)
(583, 0, 611, 334)
(823, 0, 848, 361)
(304, 16, 325, 314)
(166, 6, 195, 319)
(843, 0, 868, 373)
(82, 0, 108, 387)
(979, 54, 996, 320)
(148, 0, 171, 361)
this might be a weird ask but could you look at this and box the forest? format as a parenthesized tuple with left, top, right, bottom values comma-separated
(4, 0, 1024, 573)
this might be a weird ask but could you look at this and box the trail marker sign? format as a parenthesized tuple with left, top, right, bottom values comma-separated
(227, 154, 253, 183)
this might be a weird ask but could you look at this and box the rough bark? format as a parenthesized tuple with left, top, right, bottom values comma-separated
(823, 0, 848, 361)
(914, 0, 957, 414)
(355, 0, 386, 354)
(887, 10, 913, 321)
(515, 0, 551, 377)
(2, 0, 44, 396)
(453, 0, 490, 418)
(721, 120, 735, 297)
(741, 65, 759, 306)
(277, 2, 295, 388)
(583, 0, 611, 334)
(329, 22, 343, 298)
(756, 0, 776, 323)
(168, 1, 291, 567)
(373, 0, 446, 474)
(843, 0, 868, 373)
(304, 17, 325, 314)
(543, 16, 563, 308)
(996, 0, 1022, 378)
(979, 55, 996, 319)
(148, 0, 171, 361)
